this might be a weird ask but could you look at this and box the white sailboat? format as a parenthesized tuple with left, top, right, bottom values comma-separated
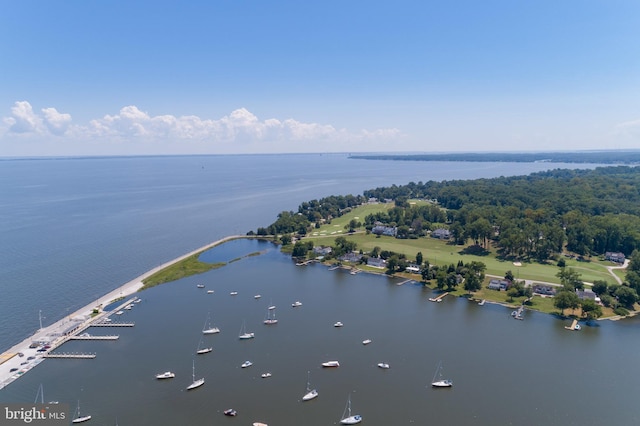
(339, 394, 362, 424)
(196, 337, 212, 354)
(431, 361, 453, 388)
(34, 383, 58, 404)
(71, 400, 91, 423)
(202, 312, 220, 334)
(239, 320, 255, 339)
(186, 360, 204, 390)
(263, 308, 278, 325)
(302, 371, 318, 401)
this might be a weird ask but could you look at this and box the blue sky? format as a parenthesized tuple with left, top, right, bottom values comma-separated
(1, 1, 639, 156)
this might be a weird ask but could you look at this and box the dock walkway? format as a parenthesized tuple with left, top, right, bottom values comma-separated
(429, 292, 449, 302)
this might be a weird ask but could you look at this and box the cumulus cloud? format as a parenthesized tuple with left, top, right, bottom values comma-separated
(6, 101, 44, 133)
(42, 107, 72, 135)
(2, 101, 402, 153)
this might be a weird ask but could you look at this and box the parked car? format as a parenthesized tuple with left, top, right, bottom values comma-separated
(10, 367, 18, 372)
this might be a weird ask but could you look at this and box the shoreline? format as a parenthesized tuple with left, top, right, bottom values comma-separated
(0, 235, 244, 389)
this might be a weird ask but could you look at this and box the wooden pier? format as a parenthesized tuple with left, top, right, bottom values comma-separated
(43, 353, 96, 359)
(564, 319, 579, 331)
(90, 322, 134, 327)
(396, 279, 413, 286)
(70, 335, 119, 340)
(429, 292, 449, 302)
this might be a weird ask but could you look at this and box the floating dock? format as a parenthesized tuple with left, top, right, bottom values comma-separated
(90, 322, 134, 327)
(43, 353, 96, 359)
(511, 305, 525, 320)
(429, 292, 449, 302)
(70, 335, 119, 340)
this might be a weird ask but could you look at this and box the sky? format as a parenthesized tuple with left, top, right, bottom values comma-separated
(1, 0, 639, 156)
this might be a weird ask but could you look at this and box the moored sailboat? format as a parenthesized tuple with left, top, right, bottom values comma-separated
(202, 312, 220, 334)
(71, 400, 91, 423)
(431, 361, 453, 388)
(239, 320, 255, 339)
(339, 394, 362, 424)
(186, 360, 204, 390)
(263, 308, 278, 325)
(302, 371, 318, 401)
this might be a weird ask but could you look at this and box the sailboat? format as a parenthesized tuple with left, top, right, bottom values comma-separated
(239, 320, 255, 339)
(302, 371, 318, 401)
(431, 361, 453, 388)
(34, 383, 58, 404)
(263, 308, 278, 325)
(196, 337, 212, 354)
(339, 394, 362, 424)
(202, 312, 220, 334)
(186, 360, 204, 390)
(71, 400, 91, 423)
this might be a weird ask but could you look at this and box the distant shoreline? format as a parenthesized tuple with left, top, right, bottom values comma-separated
(349, 151, 640, 164)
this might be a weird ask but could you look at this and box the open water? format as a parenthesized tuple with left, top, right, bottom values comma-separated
(2, 154, 638, 425)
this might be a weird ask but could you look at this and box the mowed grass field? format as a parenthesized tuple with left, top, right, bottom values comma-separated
(305, 203, 621, 287)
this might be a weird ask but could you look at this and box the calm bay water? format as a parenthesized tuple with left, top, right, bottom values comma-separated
(2, 154, 637, 425)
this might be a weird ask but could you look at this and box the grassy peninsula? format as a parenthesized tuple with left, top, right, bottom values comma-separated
(142, 253, 226, 289)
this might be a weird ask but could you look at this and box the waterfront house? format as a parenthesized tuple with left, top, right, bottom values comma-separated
(367, 257, 386, 268)
(339, 252, 363, 263)
(532, 284, 557, 296)
(406, 264, 420, 273)
(576, 289, 597, 301)
(488, 278, 511, 291)
(313, 246, 333, 256)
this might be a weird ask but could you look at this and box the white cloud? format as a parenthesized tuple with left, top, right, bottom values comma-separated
(42, 107, 72, 135)
(1, 101, 403, 154)
(614, 118, 640, 137)
(6, 101, 44, 133)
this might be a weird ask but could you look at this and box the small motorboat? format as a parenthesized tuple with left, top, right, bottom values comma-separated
(241, 360, 253, 368)
(292, 301, 302, 307)
(155, 371, 175, 379)
(322, 360, 340, 368)
(377, 363, 390, 369)
(362, 339, 372, 345)
(224, 409, 237, 416)
(261, 372, 272, 378)
(334, 321, 344, 327)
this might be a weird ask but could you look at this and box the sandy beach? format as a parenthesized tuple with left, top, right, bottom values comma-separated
(0, 235, 243, 389)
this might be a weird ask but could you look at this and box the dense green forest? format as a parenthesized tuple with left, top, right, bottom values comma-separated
(350, 151, 640, 164)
